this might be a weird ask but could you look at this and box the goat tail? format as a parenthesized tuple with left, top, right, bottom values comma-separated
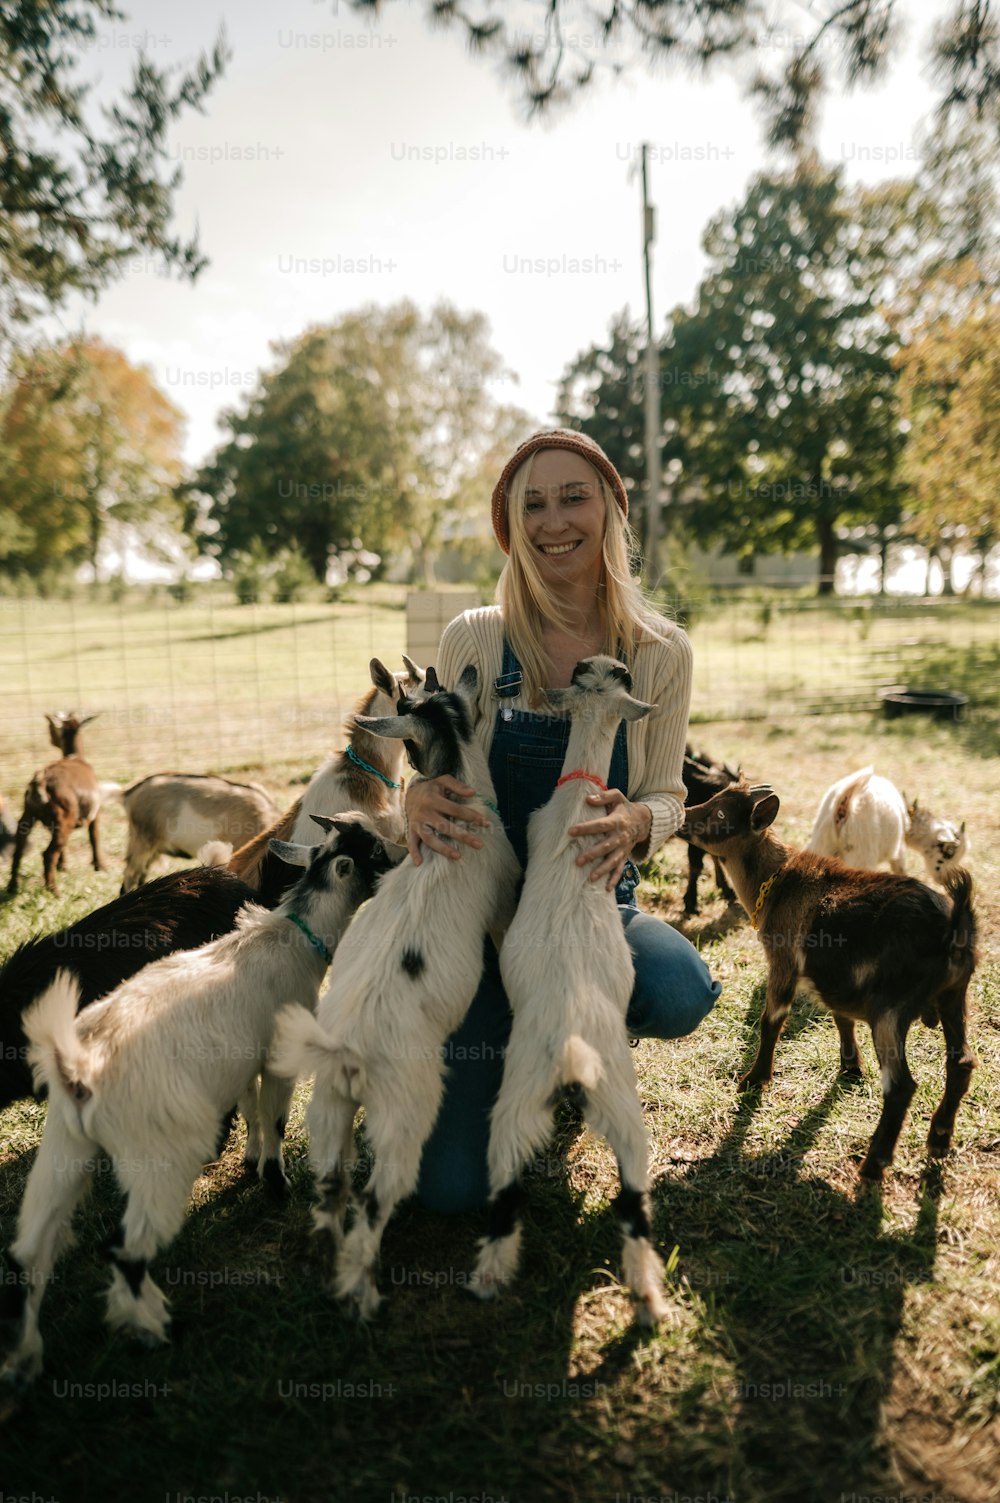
(558, 1035, 604, 1092)
(269, 1005, 366, 1100)
(198, 840, 233, 867)
(22, 970, 93, 1106)
(944, 868, 978, 979)
(99, 780, 124, 799)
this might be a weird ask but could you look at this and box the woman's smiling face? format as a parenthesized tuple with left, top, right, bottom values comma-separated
(521, 449, 606, 590)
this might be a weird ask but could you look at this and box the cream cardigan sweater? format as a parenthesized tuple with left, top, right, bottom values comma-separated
(435, 605, 691, 858)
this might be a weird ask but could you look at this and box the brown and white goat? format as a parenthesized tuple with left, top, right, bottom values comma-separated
(226, 656, 422, 901)
(8, 713, 104, 896)
(681, 781, 977, 1181)
(120, 773, 278, 892)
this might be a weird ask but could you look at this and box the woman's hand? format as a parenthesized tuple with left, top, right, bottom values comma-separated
(404, 776, 491, 866)
(568, 789, 652, 891)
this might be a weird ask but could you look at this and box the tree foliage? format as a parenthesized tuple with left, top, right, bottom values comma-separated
(349, 0, 1000, 148)
(558, 162, 907, 592)
(0, 0, 228, 336)
(0, 337, 185, 579)
(190, 301, 533, 584)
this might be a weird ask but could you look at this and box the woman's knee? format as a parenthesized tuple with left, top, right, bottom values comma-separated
(621, 906, 722, 1039)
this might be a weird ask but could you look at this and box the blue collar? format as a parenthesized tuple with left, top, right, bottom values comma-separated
(346, 742, 401, 790)
(286, 912, 333, 965)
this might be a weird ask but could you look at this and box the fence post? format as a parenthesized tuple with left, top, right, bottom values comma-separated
(405, 590, 480, 670)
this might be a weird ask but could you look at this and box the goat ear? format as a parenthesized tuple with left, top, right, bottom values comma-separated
(457, 663, 478, 697)
(267, 838, 314, 867)
(424, 665, 441, 694)
(310, 814, 338, 834)
(959, 820, 965, 834)
(369, 657, 397, 699)
(401, 653, 425, 684)
(78, 714, 100, 728)
(354, 713, 413, 741)
(333, 855, 355, 879)
(620, 695, 655, 723)
(750, 793, 780, 832)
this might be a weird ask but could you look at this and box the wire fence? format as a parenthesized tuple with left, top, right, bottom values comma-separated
(1, 589, 997, 797)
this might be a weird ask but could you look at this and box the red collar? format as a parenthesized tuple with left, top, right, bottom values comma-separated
(556, 770, 608, 791)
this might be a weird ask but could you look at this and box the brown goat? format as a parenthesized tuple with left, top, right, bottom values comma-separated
(680, 780, 977, 1181)
(7, 713, 105, 897)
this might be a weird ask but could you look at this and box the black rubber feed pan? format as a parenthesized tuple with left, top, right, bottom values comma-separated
(880, 688, 969, 721)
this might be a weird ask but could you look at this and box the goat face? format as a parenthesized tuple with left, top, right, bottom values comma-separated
(680, 783, 780, 854)
(543, 655, 655, 724)
(354, 664, 477, 781)
(268, 812, 403, 900)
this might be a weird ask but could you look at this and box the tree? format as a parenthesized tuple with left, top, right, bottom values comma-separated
(190, 302, 533, 584)
(0, 0, 227, 339)
(558, 162, 907, 593)
(349, 0, 1000, 148)
(896, 269, 1000, 590)
(0, 338, 185, 580)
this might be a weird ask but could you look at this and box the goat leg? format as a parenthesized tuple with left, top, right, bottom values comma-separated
(860, 1012, 917, 1180)
(683, 843, 705, 915)
(739, 974, 797, 1090)
(88, 813, 106, 873)
(834, 1015, 864, 1079)
(927, 987, 976, 1159)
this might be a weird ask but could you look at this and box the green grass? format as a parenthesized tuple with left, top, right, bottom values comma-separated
(1, 597, 998, 1503)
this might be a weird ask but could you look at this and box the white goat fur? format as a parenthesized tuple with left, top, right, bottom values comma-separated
(905, 799, 969, 883)
(806, 767, 908, 872)
(2, 815, 390, 1382)
(120, 773, 278, 890)
(270, 665, 520, 1318)
(470, 656, 668, 1327)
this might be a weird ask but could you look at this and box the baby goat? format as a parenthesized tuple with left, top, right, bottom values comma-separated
(806, 766, 908, 873)
(227, 656, 421, 902)
(0, 865, 261, 1111)
(270, 664, 520, 1318)
(8, 713, 104, 896)
(905, 798, 969, 884)
(0, 814, 397, 1382)
(679, 745, 739, 914)
(471, 656, 667, 1326)
(120, 773, 278, 892)
(681, 781, 977, 1181)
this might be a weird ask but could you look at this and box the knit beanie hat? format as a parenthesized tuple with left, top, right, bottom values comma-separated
(490, 428, 629, 555)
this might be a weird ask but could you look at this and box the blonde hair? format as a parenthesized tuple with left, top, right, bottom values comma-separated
(496, 451, 671, 706)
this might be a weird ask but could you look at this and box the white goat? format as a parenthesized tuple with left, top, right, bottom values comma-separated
(120, 773, 278, 892)
(270, 664, 520, 1318)
(806, 767, 908, 872)
(905, 798, 970, 883)
(1, 814, 399, 1383)
(470, 656, 668, 1327)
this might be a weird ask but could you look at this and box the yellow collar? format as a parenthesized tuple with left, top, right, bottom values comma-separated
(750, 871, 780, 930)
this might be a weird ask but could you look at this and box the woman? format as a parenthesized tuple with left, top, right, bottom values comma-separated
(405, 428, 721, 1212)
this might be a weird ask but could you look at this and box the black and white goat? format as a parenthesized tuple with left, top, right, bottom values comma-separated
(270, 665, 520, 1318)
(0, 865, 262, 1111)
(0, 814, 398, 1382)
(471, 656, 668, 1326)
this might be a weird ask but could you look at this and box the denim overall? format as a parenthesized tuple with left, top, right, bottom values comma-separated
(416, 640, 721, 1215)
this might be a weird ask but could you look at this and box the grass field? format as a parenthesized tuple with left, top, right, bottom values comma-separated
(0, 593, 998, 1503)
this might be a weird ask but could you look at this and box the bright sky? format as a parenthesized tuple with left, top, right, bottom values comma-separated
(49, 0, 949, 476)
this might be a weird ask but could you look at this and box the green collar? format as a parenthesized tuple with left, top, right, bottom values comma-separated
(286, 911, 333, 965)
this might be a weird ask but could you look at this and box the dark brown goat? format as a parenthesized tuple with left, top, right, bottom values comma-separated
(680, 780, 977, 1180)
(0, 864, 262, 1109)
(8, 713, 104, 896)
(679, 745, 739, 914)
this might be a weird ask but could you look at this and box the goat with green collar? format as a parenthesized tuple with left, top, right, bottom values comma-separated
(1, 813, 400, 1384)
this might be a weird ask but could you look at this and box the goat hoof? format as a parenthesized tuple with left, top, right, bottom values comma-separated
(737, 1073, 765, 1094)
(838, 1063, 865, 1083)
(927, 1131, 952, 1158)
(260, 1159, 289, 1200)
(858, 1158, 886, 1183)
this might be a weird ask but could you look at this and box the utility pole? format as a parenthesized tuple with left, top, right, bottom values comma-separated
(641, 143, 662, 584)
